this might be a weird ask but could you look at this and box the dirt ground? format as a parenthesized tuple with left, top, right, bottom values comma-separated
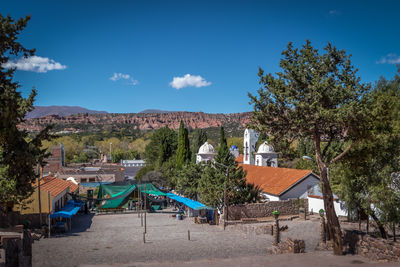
(32, 209, 397, 266)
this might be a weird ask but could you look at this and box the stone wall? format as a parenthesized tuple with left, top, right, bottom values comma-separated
(0, 227, 32, 267)
(0, 212, 48, 228)
(343, 230, 400, 262)
(267, 238, 305, 254)
(227, 199, 308, 220)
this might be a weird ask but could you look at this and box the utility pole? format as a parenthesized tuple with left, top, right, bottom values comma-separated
(224, 167, 229, 231)
(48, 191, 51, 237)
(144, 183, 147, 234)
(137, 181, 141, 218)
(38, 165, 43, 226)
(109, 142, 112, 163)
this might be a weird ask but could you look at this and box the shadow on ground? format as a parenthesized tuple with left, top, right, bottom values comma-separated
(51, 213, 94, 238)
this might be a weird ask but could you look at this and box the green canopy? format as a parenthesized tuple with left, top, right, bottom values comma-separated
(96, 184, 136, 209)
(96, 183, 166, 209)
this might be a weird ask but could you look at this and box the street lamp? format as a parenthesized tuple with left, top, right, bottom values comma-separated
(302, 155, 329, 181)
(109, 142, 112, 163)
(302, 155, 314, 162)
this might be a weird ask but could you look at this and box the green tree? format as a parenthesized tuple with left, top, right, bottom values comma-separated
(216, 126, 230, 165)
(176, 121, 191, 169)
(0, 15, 52, 208)
(249, 40, 371, 255)
(190, 129, 207, 162)
(142, 127, 178, 186)
(144, 126, 177, 168)
(175, 163, 204, 200)
(198, 127, 248, 208)
(332, 71, 400, 239)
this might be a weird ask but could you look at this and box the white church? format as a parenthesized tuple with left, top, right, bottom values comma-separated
(196, 128, 347, 216)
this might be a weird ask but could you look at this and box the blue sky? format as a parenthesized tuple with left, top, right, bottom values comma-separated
(2, 0, 400, 114)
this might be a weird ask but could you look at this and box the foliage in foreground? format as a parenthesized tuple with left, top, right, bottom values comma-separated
(249, 40, 371, 254)
(332, 71, 400, 239)
(0, 15, 51, 207)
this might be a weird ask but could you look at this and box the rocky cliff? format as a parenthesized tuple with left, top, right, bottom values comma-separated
(19, 112, 252, 132)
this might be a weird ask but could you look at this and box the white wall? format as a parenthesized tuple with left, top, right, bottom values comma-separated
(308, 196, 347, 216)
(262, 192, 280, 201)
(280, 174, 320, 200)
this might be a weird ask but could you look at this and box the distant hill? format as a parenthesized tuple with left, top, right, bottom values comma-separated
(26, 106, 108, 119)
(139, 109, 176, 114)
(19, 111, 252, 135)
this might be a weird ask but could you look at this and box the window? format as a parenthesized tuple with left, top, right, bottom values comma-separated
(89, 178, 95, 182)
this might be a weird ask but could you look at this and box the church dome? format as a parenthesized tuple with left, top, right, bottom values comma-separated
(230, 145, 238, 150)
(198, 142, 216, 154)
(257, 141, 274, 153)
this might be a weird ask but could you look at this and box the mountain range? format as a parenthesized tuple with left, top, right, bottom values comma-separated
(20, 106, 252, 133)
(26, 106, 108, 119)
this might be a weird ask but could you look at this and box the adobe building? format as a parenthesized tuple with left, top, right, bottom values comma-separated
(43, 143, 65, 175)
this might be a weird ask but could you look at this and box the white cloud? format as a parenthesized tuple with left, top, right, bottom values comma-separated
(2, 56, 67, 73)
(109, 72, 138, 85)
(376, 53, 400, 64)
(169, 74, 211, 89)
(328, 9, 342, 17)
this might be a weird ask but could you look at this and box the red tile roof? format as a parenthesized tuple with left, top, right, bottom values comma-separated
(235, 155, 244, 164)
(36, 175, 79, 197)
(239, 164, 315, 196)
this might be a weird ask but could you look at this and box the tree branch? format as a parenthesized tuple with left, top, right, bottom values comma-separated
(328, 141, 355, 166)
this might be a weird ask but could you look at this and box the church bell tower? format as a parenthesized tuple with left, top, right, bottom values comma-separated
(243, 128, 259, 165)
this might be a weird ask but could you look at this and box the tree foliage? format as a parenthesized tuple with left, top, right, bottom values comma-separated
(176, 121, 190, 169)
(198, 127, 250, 208)
(0, 15, 52, 207)
(144, 126, 177, 168)
(332, 71, 400, 238)
(190, 128, 207, 162)
(249, 40, 371, 254)
(175, 163, 204, 200)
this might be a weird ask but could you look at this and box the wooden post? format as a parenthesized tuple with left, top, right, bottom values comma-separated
(188, 230, 190, 241)
(48, 191, 51, 237)
(143, 232, 145, 243)
(274, 217, 280, 245)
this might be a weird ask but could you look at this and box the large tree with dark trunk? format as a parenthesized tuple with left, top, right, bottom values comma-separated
(248, 40, 370, 255)
(0, 15, 52, 209)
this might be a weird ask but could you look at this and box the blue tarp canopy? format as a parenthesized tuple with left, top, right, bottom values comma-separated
(50, 200, 84, 219)
(166, 193, 213, 210)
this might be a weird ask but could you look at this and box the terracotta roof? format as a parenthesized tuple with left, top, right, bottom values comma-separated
(235, 155, 244, 164)
(36, 175, 79, 197)
(239, 164, 315, 196)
